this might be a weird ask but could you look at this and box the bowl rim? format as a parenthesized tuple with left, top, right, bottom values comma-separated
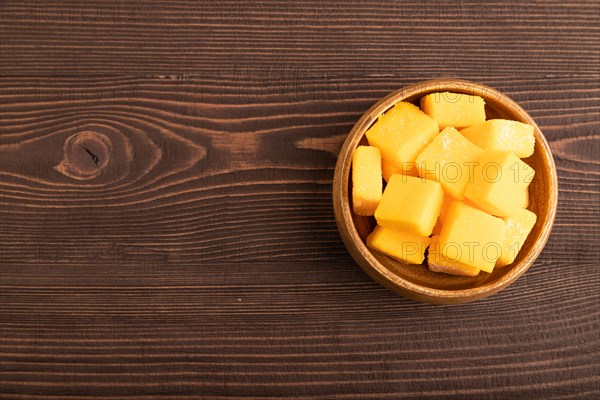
(333, 78, 559, 303)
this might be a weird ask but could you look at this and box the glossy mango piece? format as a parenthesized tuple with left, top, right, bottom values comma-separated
(420, 92, 486, 130)
(439, 201, 505, 273)
(461, 119, 535, 158)
(381, 159, 419, 181)
(464, 150, 535, 217)
(366, 102, 439, 168)
(428, 235, 480, 276)
(352, 146, 382, 216)
(496, 208, 537, 267)
(367, 225, 431, 265)
(416, 127, 483, 200)
(374, 175, 444, 236)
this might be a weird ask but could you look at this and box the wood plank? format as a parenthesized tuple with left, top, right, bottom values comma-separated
(1, 0, 599, 398)
(1, 75, 598, 265)
(1, 1, 599, 75)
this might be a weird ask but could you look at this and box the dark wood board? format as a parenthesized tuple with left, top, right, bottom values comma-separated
(1, 1, 599, 398)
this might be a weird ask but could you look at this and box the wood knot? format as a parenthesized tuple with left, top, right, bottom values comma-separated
(55, 131, 112, 180)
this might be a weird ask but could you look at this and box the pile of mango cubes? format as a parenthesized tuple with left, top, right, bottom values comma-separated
(352, 92, 537, 276)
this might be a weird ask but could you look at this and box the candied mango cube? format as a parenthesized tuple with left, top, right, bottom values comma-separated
(439, 201, 505, 273)
(460, 119, 535, 158)
(365, 102, 439, 168)
(428, 236, 480, 276)
(381, 159, 418, 181)
(374, 175, 443, 236)
(518, 185, 530, 208)
(431, 194, 454, 235)
(420, 92, 486, 130)
(367, 225, 431, 265)
(416, 127, 483, 200)
(438, 194, 454, 223)
(352, 146, 382, 216)
(464, 150, 535, 217)
(496, 208, 537, 267)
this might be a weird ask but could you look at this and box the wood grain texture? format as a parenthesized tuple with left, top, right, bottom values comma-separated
(1, 0, 599, 398)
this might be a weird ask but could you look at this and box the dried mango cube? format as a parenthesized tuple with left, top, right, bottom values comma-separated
(352, 146, 382, 216)
(428, 235, 480, 276)
(416, 127, 483, 200)
(374, 175, 443, 236)
(518, 185, 530, 208)
(496, 208, 537, 267)
(439, 201, 505, 273)
(366, 102, 439, 168)
(460, 119, 535, 158)
(431, 194, 454, 235)
(438, 194, 454, 223)
(367, 225, 431, 265)
(381, 159, 419, 181)
(464, 150, 535, 217)
(420, 92, 486, 130)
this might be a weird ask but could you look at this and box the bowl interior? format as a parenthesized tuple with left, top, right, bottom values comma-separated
(339, 81, 557, 301)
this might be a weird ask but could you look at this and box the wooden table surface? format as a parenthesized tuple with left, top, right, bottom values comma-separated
(1, 1, 599, 398)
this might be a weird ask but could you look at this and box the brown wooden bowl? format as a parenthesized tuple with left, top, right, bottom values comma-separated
(333, 79, 558, 304)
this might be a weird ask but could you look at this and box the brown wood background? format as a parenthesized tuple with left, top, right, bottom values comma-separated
(1, 1, 599, 398)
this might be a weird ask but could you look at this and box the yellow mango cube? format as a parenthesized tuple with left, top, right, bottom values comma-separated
(374, 175, 443, 236)
(438, 194, 454, 223)
(367, 225, 431, 265)
(428, 235, 480, 276)
(381, 159, 419, 181)
(431, 194, 454, 235)
(518, 185, 530, 208)
(439, 201, 505, 273)
(416, 127, 483, 199)
(352, 146, 382, 216)
(460, 119, 535, 158)
(366, 102, 439, 168)
(464, 150, 535, 217)
(420, 92, 486, 130)
(496, 208, 537, 267)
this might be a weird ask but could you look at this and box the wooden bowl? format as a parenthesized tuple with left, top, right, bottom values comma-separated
(333, 79, 558, 304)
